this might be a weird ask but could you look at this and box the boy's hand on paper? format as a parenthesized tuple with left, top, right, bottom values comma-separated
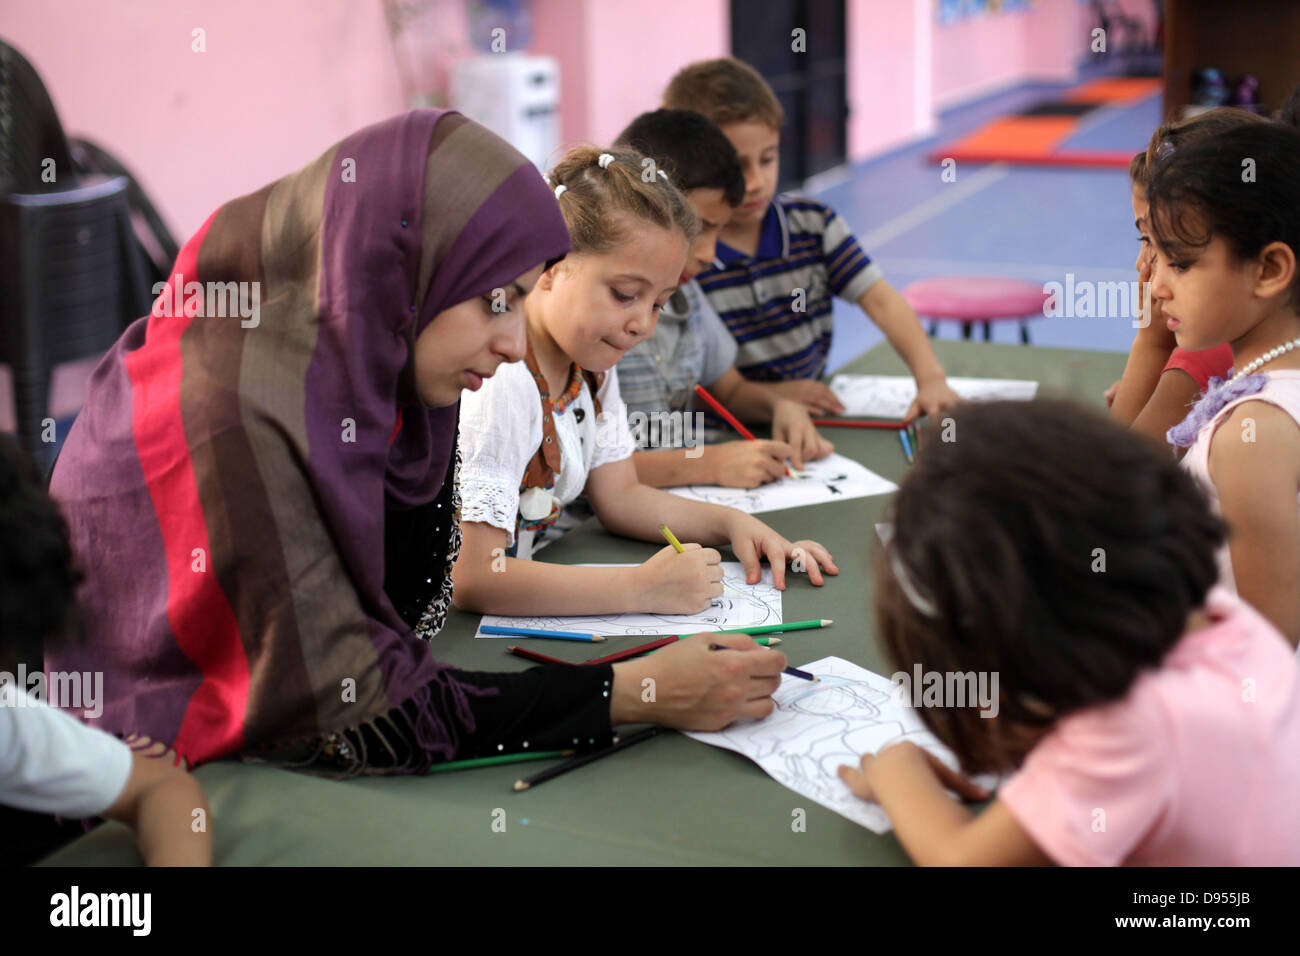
(635, 543, 724, 614)
(610, 633, 787, 730)
(766, 379, 846, 416)
(771, 400, 834, 468)
(707, 439, 794, 487)
(725, 514, 838, 588)
(904, 378, 962, 425)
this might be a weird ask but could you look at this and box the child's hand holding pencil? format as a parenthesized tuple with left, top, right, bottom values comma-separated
(635, 542, 726, 614)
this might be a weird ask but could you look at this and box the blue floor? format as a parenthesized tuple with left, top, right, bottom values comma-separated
(814, 76, 1160, 373)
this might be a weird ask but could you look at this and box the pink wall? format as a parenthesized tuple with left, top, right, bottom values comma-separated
(2, 0, 406, 241)
(847, 0, 933, 161)
(532, 0, 728, 157)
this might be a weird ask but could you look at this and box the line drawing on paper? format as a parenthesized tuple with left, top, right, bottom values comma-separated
(476, 563, 782, 637)
(687, 657, 978, 834)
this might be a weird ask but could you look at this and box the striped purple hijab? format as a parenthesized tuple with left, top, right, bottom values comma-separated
(47, 111, 570, 768)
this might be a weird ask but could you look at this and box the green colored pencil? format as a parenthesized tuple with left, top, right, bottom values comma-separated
(710, 618, 832, 637)
(427, 749, 573, 774)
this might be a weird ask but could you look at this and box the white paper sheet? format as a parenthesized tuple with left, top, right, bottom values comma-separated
(828, 374, 1039, 420)
(686, 656, 990, 834)
(474, 562, 782, 638)
(663, 452, 896, 514)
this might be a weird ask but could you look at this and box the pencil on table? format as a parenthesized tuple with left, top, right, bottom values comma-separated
(581, 634, 781, 666)
(513, 726, 663, 792)
(898, 429, 914, 464)
(428, 749, 574, 774)
(506, 645, 570, 666)
(480, 625, 605, 642)
(810, 419, 906, 430)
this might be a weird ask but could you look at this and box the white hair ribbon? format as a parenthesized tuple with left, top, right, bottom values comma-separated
(597, 153, 615, 169)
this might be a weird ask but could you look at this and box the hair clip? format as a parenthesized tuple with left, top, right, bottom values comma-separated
(889, 548, 939, 618)
(1155, 140, 1174, 161)
(597, 153, 615, 169)
(554, 184, 568, 199)
(657, 168, 670, 182)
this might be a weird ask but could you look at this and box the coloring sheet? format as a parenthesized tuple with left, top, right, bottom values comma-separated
(664, 452, 896, 514)
(828, 374, 1039, 420)
(474, 562, 782, 638)
(687, 656, 991, 834)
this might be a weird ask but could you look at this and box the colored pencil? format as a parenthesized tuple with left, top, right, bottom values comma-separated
(580, 634, 781, 666)
(659, 523, 686, 553)
(694, 384, 790, 475)
(694, 384, 758, 440)
(709, 618, 832, 636)
(513, 726, 663, 791)
(428, 749, 573, 774)
(811, 418, 906, 429)
(582, 636, 678, 665)
(506, 645, 569, 665)
(708, 643, 817, 682)
(481, 625, 605, 642)
(898, 429, 914, 464)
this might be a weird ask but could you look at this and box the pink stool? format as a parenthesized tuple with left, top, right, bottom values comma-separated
(902, 277, 1050, 345)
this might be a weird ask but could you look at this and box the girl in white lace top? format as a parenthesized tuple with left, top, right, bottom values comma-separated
(1151, 122, 1300, 649)
(453, 146, 838, 618)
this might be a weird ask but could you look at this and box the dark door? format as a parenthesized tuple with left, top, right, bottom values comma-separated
(731, 0, 848, 189)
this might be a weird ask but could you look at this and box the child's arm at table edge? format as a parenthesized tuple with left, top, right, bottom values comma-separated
(841, 742, 1052, 866)
(1209, 402, 1300, 647)
(104, 749, 213, 866)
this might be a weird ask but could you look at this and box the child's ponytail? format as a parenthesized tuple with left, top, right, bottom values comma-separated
(547, 145, 698, 257)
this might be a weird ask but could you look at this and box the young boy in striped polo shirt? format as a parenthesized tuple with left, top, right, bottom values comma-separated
(663, 57, 960, 423)
(613, 109, 834, 489)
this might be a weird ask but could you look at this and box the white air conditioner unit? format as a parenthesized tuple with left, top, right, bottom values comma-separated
(450, 53, 560, 171)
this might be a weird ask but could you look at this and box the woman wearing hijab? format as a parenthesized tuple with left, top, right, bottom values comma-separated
(45, 110, 787, 777)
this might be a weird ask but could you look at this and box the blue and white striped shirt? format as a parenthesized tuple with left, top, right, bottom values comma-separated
(695, 194, 882, 382)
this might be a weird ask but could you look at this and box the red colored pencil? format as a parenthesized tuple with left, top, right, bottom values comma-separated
(694, 384, 759, 440)
(581, 636, 679, 666)
(811, 418, 907, 430)
(695, 384, 789, 475)
(506, 645, 569, 666)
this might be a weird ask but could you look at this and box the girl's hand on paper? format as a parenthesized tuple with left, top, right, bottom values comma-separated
(838, 741, 991, 804)
(771, 400, 834, 469)
(610, 632, 787, 730)
(725, 514, 838, 588)
(707, 439, 794, 488)
(634, 543, 724, 614)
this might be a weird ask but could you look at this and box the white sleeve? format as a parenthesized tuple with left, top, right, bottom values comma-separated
(590, 363, 638, 471)
(456, 360, 542, 546)
(0, 681, 133, 818)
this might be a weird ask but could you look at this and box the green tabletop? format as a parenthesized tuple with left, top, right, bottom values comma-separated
(40, 340, 1126, 866)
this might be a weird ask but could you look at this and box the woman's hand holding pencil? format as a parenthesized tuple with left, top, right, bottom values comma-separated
(607, 633, 787, 731)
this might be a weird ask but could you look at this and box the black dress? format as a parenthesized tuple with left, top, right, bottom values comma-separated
(265, 440, 620, 776)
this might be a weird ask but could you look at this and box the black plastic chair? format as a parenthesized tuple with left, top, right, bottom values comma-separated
(0, 39, 153, 470)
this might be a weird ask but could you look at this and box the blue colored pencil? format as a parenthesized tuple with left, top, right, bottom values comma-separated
(898, 428, 915, 464)
(480, 625, 606, 642)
